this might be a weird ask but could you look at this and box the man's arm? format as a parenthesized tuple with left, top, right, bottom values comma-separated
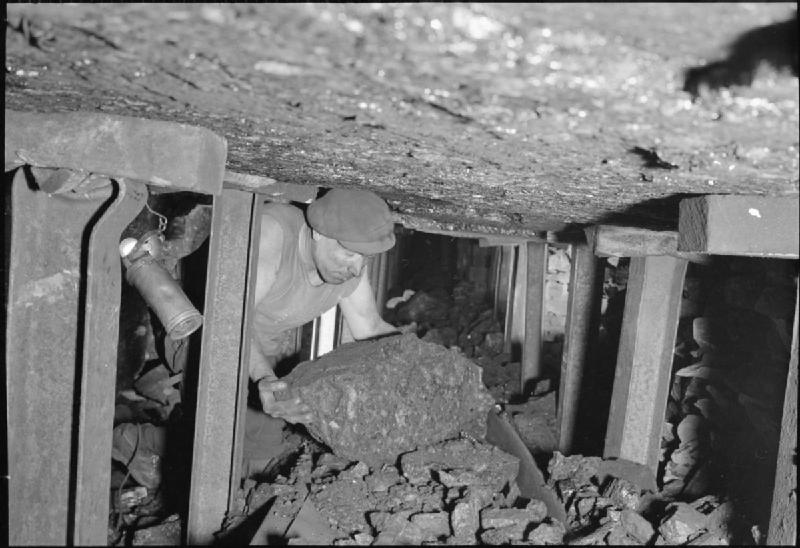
(338, 265, 398, 339)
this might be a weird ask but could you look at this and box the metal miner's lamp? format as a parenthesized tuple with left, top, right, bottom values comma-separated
(119, 230, 203, 339)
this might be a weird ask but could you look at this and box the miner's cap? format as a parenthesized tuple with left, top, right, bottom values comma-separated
(307, 189, 395, 255)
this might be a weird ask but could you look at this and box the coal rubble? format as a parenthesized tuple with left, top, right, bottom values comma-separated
(240, 437, 566, 546)
(546, 453, 743, 546)
(230, 444, 747, 545)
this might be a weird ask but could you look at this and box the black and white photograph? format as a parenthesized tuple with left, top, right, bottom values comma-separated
(4, 3, 798, 546)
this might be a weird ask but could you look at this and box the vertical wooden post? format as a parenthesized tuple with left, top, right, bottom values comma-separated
(521, 241, 548, 393)
(557, 243, 604, 454)
(767, 286, 798, 545)
(497, 246, 515, 341)
(603, 256, 688, 473)
(385, 229, 401, 297)
(488, 246, 500, 307)
(371, 252, 389, 316)
(187, 189, 257, 544)
(509, 244, 528, 362)
(73, 180, 148, 545)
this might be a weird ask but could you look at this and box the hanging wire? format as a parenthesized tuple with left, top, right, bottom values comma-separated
(145, 202, 168, 235)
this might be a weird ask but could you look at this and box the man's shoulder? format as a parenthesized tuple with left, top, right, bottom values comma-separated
(261, 203, 304, 251)
(263, 202, 304, 226)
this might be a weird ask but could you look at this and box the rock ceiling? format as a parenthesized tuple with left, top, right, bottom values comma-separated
(5, 3, 799, 236)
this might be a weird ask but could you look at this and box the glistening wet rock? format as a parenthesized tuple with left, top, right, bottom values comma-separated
(276, 333, 495, 466)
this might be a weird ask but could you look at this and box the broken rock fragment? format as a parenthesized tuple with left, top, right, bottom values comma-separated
(602, 477, 643, 511)
(526, 519, 566, 545)
(277, 334, 495, 466)
(399, 437, 519, 493)
(619, 509, 655, 543)
(658, 502, 708, 544)
(451, 499, 480, 542)
(410, 511, 451, 539)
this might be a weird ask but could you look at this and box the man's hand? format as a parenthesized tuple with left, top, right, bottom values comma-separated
(257, 376, 314, 424)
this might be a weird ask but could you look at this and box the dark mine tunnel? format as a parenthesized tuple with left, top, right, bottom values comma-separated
(4, 3, 798, 547)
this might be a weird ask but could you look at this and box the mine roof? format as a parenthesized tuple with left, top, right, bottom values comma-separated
(5, 3, 799, 236)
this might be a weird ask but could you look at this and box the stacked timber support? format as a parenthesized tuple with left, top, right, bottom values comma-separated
(588, 195, 798, 507)
(5, 110, 227, 545)
(482, 236, 549, 395)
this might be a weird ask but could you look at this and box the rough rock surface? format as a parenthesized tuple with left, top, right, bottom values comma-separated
(399, 438, 519, 494)
(7, 4, 797, 236)
(277, 333, 495, 465)
(245, 440, 534, 544)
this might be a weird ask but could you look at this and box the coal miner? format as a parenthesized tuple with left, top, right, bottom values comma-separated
(243, 188, 399, 474)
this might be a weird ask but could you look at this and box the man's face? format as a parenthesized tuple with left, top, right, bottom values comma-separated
(311, 232, 367, 284)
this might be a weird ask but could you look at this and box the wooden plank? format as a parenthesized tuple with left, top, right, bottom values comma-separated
(395, 214, 547, 241)
(767, 286, 798, 545)
(5, 109, 226, 195)
(488, 246, 500, 304)
(370, 252, 389, 314)
(384, 236, 400, 302)
(479, 235, 531, 247)
(603, 256, 688, 474)
(6, 169, 113, 545)
(187, 189, 256, 544)
(499, 246, 515, 351)
(585, 225, 710, 263)
(521, 242, 547, 391)
(224, 170, 318, 203)
(678, 195, 799, 258)
(73, 180, 147, 545)
(509, 245, 527, 363)
(230, 198, 264, 512)
(557, 243, 604, 455)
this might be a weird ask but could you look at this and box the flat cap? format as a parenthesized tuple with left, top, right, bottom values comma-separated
(307, 189, 395, 255)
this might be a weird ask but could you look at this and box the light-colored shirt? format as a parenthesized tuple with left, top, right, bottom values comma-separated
(252, 203, 361, 362)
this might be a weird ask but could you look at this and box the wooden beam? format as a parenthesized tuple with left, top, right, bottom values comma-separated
(509, 245, 527, 363)
(767, 286, 798, 545)
(498, 246, 515, 347)
(73, 180, 148, 544)
(585, 225, 710, 263)
(678, 195, 799, 258)
(557, 243, 604, 455)
(223, 170, 318, 203)
(603, 256, 688, 474)
(5, 109, 226, 195)
(229, 197, 264, 515)
(187, 189, 257, 544)
(395, 213, 546, 241)
(479, 235, 531, 247)
(521, 242, 548, 391)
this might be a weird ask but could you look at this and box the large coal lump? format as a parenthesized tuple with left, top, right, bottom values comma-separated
(277, 334, 496, 466)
